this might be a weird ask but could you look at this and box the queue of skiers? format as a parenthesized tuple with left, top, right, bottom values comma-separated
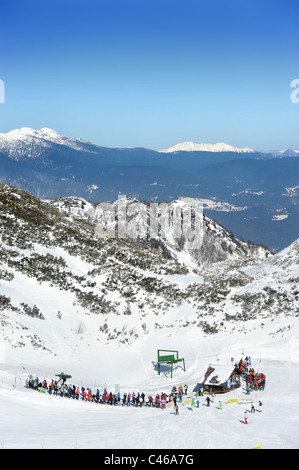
(26, 375, 189, 409)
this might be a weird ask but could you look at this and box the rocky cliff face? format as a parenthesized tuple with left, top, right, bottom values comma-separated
(48, 195, 271, 269)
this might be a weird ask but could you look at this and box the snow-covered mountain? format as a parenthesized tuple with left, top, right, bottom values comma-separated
(0, 182, 293, 354)
(159, 141, 254, 153)
(0, 182, 298, 449)
(0, 127, 98, 160)
(0, 183, 297, 347)
(0, 128, 254, 160)
(1, 127, 296, 159)
(271, 149, 299, 157)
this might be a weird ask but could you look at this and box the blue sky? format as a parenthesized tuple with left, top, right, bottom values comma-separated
(0, 0, 298, 150)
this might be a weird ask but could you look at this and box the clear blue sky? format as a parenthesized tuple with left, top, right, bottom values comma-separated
(0, 0, 298, 150)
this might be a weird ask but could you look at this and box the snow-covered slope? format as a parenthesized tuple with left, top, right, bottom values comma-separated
(0, 333, 298, 449)
(159, 141, 254, 153)
(0, 183, 287, 352)
(0, 183, 298, 449)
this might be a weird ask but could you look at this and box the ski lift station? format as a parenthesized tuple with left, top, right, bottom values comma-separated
(194, 364, 241, 394)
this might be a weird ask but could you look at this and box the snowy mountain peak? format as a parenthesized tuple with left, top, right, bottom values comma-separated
(159, 141, 254, 153)
(0, 127, 61, 141)
(0, 127, 94, 160)
(271, 149, 299, 157)
(39, 127, 62, 138)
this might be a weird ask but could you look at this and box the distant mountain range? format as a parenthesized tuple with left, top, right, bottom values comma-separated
(0, 127, 298, 252)
(1, 127, 298, 159)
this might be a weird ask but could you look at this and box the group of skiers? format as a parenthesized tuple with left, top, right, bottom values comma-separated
(26, 375, 188, 410)
(245, 370, 266, 392)
(237, 356, 253, 371)
(26, 355, 266, 420)
(235, 356, 265, 424)
(236, 357, 266, 393)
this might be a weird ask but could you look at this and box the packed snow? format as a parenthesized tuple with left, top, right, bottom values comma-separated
(0, 313, 298, 449)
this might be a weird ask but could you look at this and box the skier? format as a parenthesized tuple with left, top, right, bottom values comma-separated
(156, 394, 161, 408)
(251, 402, 255, 413)
(184, 384, 188, 395)
(244, 410, 248, 424)
(258, 400, 263, 412)
(205, 396, 211, 407)
(219, 400, 223, 410)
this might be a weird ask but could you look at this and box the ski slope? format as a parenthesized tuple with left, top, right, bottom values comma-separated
(0, 325, 298, 449)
